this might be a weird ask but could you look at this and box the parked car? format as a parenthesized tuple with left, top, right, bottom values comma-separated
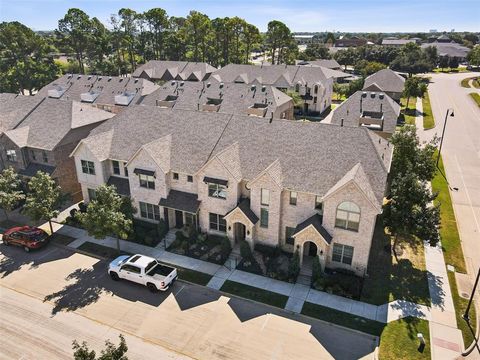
(2, 226, 50, 252)
(108, 254, 178, 292)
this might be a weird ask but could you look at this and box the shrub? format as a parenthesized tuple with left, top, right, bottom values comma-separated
(157, 219, 168, 239)
(69, 208, 78, 218)
(78, 202, 87, 213)
(181, 224, 195, 238)
(288, 250, 300, 281)
(220, 236, 231, 255)
(197, 232, 207, 243)
(176, 230, 186, 242)
(240, 240, 252, 259)
(254, 243, 281, 258)
(313, 277, 327, 291)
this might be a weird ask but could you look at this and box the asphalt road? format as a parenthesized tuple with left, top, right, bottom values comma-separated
(0, 245, 376, 360)
(426, 72, 480, 277)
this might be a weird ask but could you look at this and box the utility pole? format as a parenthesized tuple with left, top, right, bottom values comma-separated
(436, 108, 454, 166)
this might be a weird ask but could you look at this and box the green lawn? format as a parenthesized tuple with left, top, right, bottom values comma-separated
(49, 233, 76, 246)
(460, 76, 480, 88)
(473, 78, 480, 89)
(176, 267, 212, 286)
(301, 302, 385, 336)
(220, 280, 288, 308)
(433, 67, 469, 73)
(361, 217, 430, 306)
(469, 93, 480, 107)
(332, 92, 347, 101)
(401, 97, 417, 125)
(422, 92, 435, 130)
(448, 271, 477, 349)
(378, 317, 430, 360)
(431, 155, 466, 273)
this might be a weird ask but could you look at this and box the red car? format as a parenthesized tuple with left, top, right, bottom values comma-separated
(2, 226, 49, 252)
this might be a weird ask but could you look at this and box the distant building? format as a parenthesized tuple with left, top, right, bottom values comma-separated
(382, 38, 418, 47)
(133, 61, 217, 82)
(334, 36, 367, 48)
(293, 34, 315, 45)
(421, 40, 470, 62)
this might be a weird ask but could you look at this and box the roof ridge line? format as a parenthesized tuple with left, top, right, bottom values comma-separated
(204, 113, 234, 165)
(12, 96, 47, 130)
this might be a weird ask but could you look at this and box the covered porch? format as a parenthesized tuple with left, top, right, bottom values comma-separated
(159, 190, 201, 230)
(224, 199, 258, 249)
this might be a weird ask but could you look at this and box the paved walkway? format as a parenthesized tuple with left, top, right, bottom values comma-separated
(49, 222, 433, 324)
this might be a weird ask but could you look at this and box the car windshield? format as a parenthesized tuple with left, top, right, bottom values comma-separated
(21, 230, 46, 241)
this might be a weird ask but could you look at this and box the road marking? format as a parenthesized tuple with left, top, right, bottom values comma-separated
(454, 155, 480, 234)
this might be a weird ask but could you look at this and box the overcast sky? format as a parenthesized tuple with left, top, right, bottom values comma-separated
(1, 0, 478, 32)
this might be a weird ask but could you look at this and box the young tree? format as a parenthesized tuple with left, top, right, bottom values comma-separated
(73, 334, 128, 360)
(467, 46, 480, 67)
(0, 167, 25, 220)
(76, 185, 132, 253)
(403, 76, 427, 110)
(23, 171, 62, 234)
(438, 56, 449, 71)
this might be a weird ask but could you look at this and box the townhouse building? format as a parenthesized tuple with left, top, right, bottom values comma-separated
(133, 61, 217, 82)
(71, 106, 392, 276)
(140, 80, 294, 119)
(0, 97, 114, 200)
(210, 64, 336, 115)
(362, 69, 406, 102)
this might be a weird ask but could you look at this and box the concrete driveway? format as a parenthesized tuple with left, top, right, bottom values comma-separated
(0, 245, 376, 360)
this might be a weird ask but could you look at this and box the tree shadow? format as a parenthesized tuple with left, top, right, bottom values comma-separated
(0, 243, 73, 278)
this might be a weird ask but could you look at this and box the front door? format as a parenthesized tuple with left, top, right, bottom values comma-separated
(175, 210, 183, 228)
(308, 242, 318, 256)
(163, 208, 170, 229)
(234, 223, 246, 243)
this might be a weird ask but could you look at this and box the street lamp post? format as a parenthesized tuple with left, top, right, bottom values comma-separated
(463, 267, 480, 323)
(436, 108, 455, 167)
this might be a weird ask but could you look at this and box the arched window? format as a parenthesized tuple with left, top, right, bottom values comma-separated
(314, 85, 318, 94)
(335, 202, 360, 231)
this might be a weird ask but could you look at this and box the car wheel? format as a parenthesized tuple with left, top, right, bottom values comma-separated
(147, 283, 157, 293)
(23, 246, 30, 252)
(2, 239, 9, 246)
(109, 272, 119, 281)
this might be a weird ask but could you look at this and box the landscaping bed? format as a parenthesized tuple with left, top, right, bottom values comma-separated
(167, 226, 231, 265)
(312, 267, 363, 300)
(301, 302, 385, 336)
(460, 76, 480, 88)
(237, 242, 298, 283)
(378, 317, 430, 360)
(77, 241, 132, 259)
(220, 280, 288, 308)
(49, 233, 76, 246)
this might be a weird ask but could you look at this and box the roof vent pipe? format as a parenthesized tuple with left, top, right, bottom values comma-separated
(341, 119, 344, 127)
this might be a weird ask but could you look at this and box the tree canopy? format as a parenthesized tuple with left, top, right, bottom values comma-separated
(73, 334, 128, 360)
(0, 167, 25, 220)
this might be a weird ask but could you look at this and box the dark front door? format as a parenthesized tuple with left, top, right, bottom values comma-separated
(163, 208, 170, 229)
(308, 242, 318, 256)
(234, 223, 246, 243)
(175, 210, 183, 228)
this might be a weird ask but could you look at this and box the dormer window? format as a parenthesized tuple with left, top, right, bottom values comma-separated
(289, 191, 297, 206)
(261, 188, 270, 206)
(112, 160, 120, 175)
(202, 98, 222, 112)
(156, 95, 178, 108)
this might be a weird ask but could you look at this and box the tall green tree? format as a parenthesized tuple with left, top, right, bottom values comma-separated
(0, 167, 25, 220)
(57, 8, 92, 74)
(265, 20, 295, 64)
(86, 17, 112, 74)
(183, 11, 213, 62)
(143, 8, 169, 60)
(164, 16, 187, 61)
(299, 43, 331, 61)
(0, 21, 58, 94)
(118, 8, 138, 72)
(73, 334, 128, 360)
(467, 46, 480, 66)
(403, 76, 427, 110)
(75, 185, 132, 253)
(23, 171, 62, 234)
(390, 43, 434, 76)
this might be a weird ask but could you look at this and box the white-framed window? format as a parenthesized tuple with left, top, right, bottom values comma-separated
(260, 208, 269, 228)
(335, 201, 360, 231)
(209, 213, 226, 232)
(208, 183, 227, 199)
(6, 150, 17, 162)
(81, 160, 95, 175)
(261, 188, 269, 206)
(87, 188, 97, 201)
(139, 201, 160, 221)
(42, 151, 48, 163)
(139, 174, 155, 189)
(332, 243, 354, 265)
(112, 160, 120, 175)
(30, 150, 36, 161)
(289, 191, 297, 206)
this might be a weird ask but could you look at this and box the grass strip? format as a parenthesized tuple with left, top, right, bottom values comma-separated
(422, 92, 435, 129)
(220, 280, 288, 308)
(301, 302, 385, 336)
(469, 93, 480, 107)
(447, 271, 477, 349)
(378, 317, 431, 360)
(176, 267, 212, 286)
(431, 155, 466, 272)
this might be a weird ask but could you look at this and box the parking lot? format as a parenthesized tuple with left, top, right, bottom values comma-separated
(0, 244, 377, 359)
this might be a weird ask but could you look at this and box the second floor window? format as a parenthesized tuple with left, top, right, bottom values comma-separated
(208, 183, 226, 199)
(261, 188, 270, 206)
(173, 172, 179, 180)
(285, 226, 295, 245)
(335, 201, 360, 232)
(81, 160, 95, 175)
(42, 151, 48, 163)
(187, 175, 193, 183)
(31, 150, 36, 161)
(112, 160, 120, 175)
(124, 165, 129, 177)
(139, 174, 155, 189)
(6, 150, 17, 162)
(289, 191, 297, 205)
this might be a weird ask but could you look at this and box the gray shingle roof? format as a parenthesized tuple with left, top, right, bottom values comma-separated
(139, 80, 292, 118)
(421, 42, 470, 58)
(132, 61, 216, 81)
(382, 39, 416, 46)
(297, 59, 341, 69)
(3, 99, 114, 150)
(293, 214, 332, 244)
(363, 69, 405, 94)
(225, 198, 259, 224)
(36, 74, 158, 107)
(211, 64, 330, 86)
(0, 94, 44, 133)
(159, 189, 201, 213)
(331, 91, 401, 134)
(81, 107, 391, 205)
